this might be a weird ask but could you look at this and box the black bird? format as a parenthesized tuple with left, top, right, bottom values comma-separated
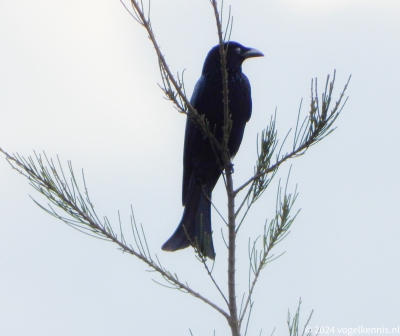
(162, 41, 263, 259)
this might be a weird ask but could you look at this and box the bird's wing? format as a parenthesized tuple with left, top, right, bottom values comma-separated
(182, 76, 206, 205)
(242, 73, 252, 122)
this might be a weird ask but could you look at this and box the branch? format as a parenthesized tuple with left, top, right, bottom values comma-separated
(211, 0, 232, 165)
(235, 71, 351, 196)
(0, 148, 230, 321)
(122, 0, 223, 156)
(235, 114, 279, 232)
(239, 176, 300, 327)
(287, 299, 315, 336)
(209, 1, 240, 335)
(198, 254, 229, 307)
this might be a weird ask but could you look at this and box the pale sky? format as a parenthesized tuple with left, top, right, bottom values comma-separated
(1, 0, 400, 335)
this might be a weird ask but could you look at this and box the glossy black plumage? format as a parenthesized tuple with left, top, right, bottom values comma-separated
(162, 42, 263, 259)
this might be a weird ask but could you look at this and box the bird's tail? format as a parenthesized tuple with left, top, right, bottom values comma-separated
(162, 181, 215, 259)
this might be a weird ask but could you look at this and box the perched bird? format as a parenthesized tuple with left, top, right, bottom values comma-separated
(162, 41, 263, 259)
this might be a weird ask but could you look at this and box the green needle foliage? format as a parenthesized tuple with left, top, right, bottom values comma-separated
(288, 299, 315, 336)
(1, 0, 350, 335)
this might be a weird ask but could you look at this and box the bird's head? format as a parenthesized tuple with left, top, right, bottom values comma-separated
(202, 41, 264, 74)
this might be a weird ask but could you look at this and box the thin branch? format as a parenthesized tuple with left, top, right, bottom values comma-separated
(125, 0, 222, 157)
(209, 1, 239, 335)
(235, 72, 351, 196)
(0, 148, 230, 322)
(287, 299, 315, 336)
(239, 175, 299, 327)
(198, 255, 229, 307)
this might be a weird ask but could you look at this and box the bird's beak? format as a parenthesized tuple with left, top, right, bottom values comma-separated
(243, 48, 264, 59)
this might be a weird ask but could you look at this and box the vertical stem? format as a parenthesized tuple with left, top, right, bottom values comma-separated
(209, 1, 239, 334)
(211, 0, 231, 153)
(226, 169, 240, 336)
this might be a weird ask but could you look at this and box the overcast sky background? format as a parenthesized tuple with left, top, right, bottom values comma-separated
(1, 0, 400, 335)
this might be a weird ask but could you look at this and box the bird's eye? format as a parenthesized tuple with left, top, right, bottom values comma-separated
(235, 47, 241, 54)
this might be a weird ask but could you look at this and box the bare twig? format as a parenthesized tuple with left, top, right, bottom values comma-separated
(198, 255, 229, 307)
